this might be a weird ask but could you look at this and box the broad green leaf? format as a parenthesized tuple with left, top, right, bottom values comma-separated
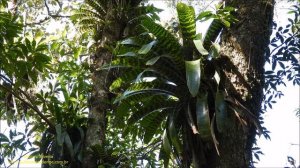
(25, 38, 32, 52)
(64, 133, 74, 158)
(138, 40, 156, 54)
(221, 19, 231, 28)
(187, 103, 198, 134)
(34, 30, 44, 44)
(146, 56, 161, 66)
(35, 44, 48, 52)
(117, 52, 136, 57)
(211, 42, 221, 58)
(0, 133, 9, 143)
(162, 130, 171, 155)
(196, 92, 211, 140)
(161, 130, 171, 168)
(185, 59, 201, 97)
(210, 114, 220, 155)
(193, 39, 209, 55)
(55, 124, 63, 146)
(197, 11, 214, 21)
(74, 46, 82, 59)
(120, 38, 138, 45)
(167, 113, 182, 154)
(215, 91, 227, 133)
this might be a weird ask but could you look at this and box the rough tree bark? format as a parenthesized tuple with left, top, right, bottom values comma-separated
(210, 0, 274, 167)
(82, 1, 142, 167)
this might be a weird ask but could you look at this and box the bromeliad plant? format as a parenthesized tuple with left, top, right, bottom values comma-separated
(107, 2, 261, 167)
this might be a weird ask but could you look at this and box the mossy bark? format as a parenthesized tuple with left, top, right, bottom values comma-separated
(82, 1, 142, 168)
(211, 0, 274, 167)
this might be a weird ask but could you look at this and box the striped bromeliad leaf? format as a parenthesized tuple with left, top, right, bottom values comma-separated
(141, 17, 184, 70)
(203, 19, 224, 51)
(176, 2, 196, 40)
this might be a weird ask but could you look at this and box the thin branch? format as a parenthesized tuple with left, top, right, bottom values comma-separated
(44, 0, 70, 18)
(24, 17, 51, 26)
(25, 0, 70, 26)
(6, 150, 34, 168)
(0, 75, 55, 132)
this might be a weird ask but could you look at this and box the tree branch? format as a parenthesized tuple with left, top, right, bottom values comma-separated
(44, 0, 70, 18)
(0, 75, 55, 132)
(24, 0, 70, 26)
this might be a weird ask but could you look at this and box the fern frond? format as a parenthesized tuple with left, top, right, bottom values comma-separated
(75, 8, 104, 21)
(85, 0, 106, 16)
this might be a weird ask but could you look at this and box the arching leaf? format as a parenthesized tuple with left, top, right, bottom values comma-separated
(186, 103, 198, 134)
(138, 40, 157, 54)
(196, 92, 211, 140)
(141, 17, 184, 70)
(215, 91, 227, 133)
(167, 112, 182, 155)
(141, 110, 168, 143)
(193, 39, 209, 55)
(203, 19, 224, 50)
(159, 130, 171, 168)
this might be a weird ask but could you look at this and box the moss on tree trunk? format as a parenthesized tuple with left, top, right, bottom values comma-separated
(210, 0, 274, 167)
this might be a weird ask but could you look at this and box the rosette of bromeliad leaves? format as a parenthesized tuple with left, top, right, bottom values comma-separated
(107, 2, 261, 167)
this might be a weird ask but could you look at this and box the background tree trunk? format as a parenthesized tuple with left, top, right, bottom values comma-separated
(82, 1, 142, 167)
(208, 0, 274, 167)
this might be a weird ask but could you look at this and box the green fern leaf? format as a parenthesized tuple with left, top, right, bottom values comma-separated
(85, 0, 106, 16)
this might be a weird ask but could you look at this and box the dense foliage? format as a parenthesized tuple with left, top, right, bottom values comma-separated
(0, 0, 299, 167)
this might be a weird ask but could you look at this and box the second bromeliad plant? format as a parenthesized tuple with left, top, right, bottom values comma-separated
(106, 2, 262, 167)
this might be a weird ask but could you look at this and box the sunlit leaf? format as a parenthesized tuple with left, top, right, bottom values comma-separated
(185, 59, 201, 97)
(210, 43, 221, 58)
(117, 52, 136, 57)
(193, 39, 209, 55)
(138, 40, 156, 54)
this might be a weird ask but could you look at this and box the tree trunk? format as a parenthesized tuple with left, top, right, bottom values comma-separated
(207, 0, 274, 167)
(82, 1, 142, 167)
